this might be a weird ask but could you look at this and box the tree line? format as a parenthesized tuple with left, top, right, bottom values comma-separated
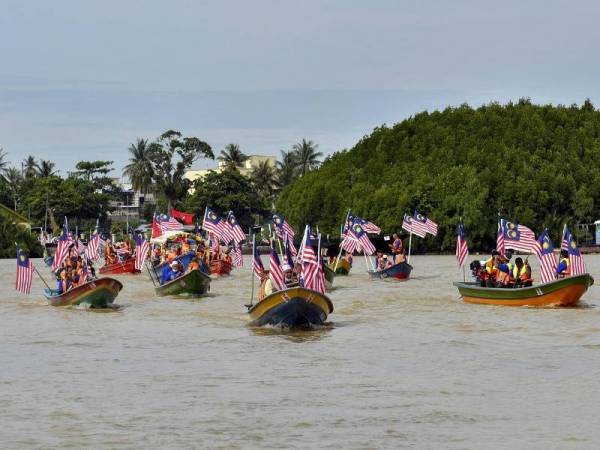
(277, 99, 600, 252)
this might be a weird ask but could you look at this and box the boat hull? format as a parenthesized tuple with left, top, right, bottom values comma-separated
(44, 277, 123, 308)
(210, 259, 232, 276)
(328, 258, 351, 275)
(323, 264, 335, 290)
(155, 269, 211, 297)
(369, 261, 413, 280)
(99, 258, 137, 275)
(247, 287, 334, 328)
(454, 274, 594, 307)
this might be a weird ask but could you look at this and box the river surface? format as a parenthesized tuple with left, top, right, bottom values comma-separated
(1, 255, 600, 449)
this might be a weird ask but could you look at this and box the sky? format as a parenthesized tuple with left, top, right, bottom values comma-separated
(1, 0, 599, 177)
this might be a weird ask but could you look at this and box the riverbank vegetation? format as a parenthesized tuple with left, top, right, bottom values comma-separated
(278, 99, 600, 251)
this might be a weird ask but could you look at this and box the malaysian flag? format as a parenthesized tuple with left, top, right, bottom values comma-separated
(355, 216, 381, 234)
(413, 211, 438, 236)
(456, 222, 469, 267)
(156, 213, 184, 232)
(134, 235, 150, 271)
(284, 235, 296, 266)
(269, 245, 285, 290)
(402, 213, 427, 238)
(209, 233, 221, 253)
(340, 231, 360, 254)
(226, 211, 246, 244)
(350, 221, 376, 255)
(341, 211, 354, 236)
(86, 231, 101, 261)
(231, 244, 244, 268)
(252, 235, 264, 278)
(536, 229, 557, 283)
(496, 218, 506, 257)
(15, 246, 34, 294)
(562, 226, 587, 275)
(301, 231, 325, 293)
(273, 214, 295, 239)
(502, 219, 538, 254)
(219, 219, 233, 244)
(203, 207, 225, 236)
(51, 217, 71, 272)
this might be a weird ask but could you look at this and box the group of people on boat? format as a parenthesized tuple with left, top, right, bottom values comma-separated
(258, 262, 302, 299)
(55, 244, 95, 294)
(372, 233, 406, 271)
(104, 239, 132, 265)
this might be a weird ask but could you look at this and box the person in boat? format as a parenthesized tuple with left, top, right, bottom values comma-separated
(344, 252, 353, 266)
(105, 242, 118, 265)
(469, 260, 488, 286)
(222, 249, 232, 264)
(187, 257, 200, 272)
(181, 240, 191, 254)
(556, 250, 571, 278)
(282, 264, 295, 286)
(511, 257, 533, 287)
(292, 262, 302, 285)
(160, 261, 181, 285)
(374, 251, 384, 270)
(389, 233, 404, 263)
(258, 270, 273, 300)
(56, 268, 69, 294)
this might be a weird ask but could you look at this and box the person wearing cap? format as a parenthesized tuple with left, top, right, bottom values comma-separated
(258, 270, 273, 300)
(382, 255, 392, 269)
(556, 249, 570, 278)
(160, 261, 181, 285)
(282, 264, 294, 286)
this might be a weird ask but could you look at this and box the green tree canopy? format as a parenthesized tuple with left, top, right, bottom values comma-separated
(278, 100, 600, 251)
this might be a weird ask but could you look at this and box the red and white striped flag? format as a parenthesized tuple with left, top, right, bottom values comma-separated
(502, 220, 538, 254)
(231, 244, 243, 268)
(203, 207, 225, 236)
(536, 229, 557, 283)
(15, 247, 34, 294)
(402, 214, 427, 238)
(414, 211, 438, 236)
(210, 233, 221, 253)
(86, 232, 101, 261)
(562, 226, 587, 275)
(350, 221, 376, 255)
(226, 211, 246, 244)
(252, 236, 264, 278)
(301, 232, 325, 293)
(134, 236, 150, 271)
(51, 217, 71, 272)
(273, 214, 295, 239)
(269, 247, 285, 290)
(496, 218, 505, 256)
(456, 223, 469, 267)
(340, 232, 359, 254)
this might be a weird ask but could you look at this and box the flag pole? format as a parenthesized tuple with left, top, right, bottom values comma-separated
(407, 232, 413, 264)
(33, 266, 52, 291)
(333, 245, 344, 273)
(248, 234, 256, 308)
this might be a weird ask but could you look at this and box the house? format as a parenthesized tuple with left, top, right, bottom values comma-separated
(184, 155, 277, 186)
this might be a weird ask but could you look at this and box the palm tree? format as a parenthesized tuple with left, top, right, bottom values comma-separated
(3, 167, 22, 210)
(0, 147, 8, 175)
(37, 159, 57, 177)
(275, 149, 299, 189)
(123, 138, 154, 193)
(252, 160, 277, 200)
(218, 143, 248, 171)
(292, 139, 323, 176)
(22, 155, 38, 178)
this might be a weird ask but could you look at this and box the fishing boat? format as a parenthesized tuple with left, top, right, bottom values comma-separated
(368, 261, 413, 280)
(154, 269, 211, 297)
(247, 286, 334, 328)
(454, 274, 594, 307)
(99, 258, 137, 275)
(44, 277, 123, 308)
(323, 264, 335, 290)
(329, 258, 352, 275)
(210, 259, 232, 276)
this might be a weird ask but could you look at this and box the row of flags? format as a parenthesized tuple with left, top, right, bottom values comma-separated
(456, 218, 588, 283)
(203, 208, 246, 245)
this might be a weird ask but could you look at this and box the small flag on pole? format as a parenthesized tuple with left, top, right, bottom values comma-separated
(456, 222, 469, 267)
(15, 246, 34, 294)
(561, 226, 587, 275)
(536, 229, 557, 283)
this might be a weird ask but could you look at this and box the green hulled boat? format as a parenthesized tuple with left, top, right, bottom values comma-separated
(44, 277, 123, 308)
(155, 269, 211, 297)
(454, 274, 594, 307)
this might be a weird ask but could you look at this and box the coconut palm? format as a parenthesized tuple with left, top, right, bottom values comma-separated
(252, 160, 277, 200)
(218, 143, 248, 171)
(22, 155, 38, 178)
(0, 148, 8, 174)
(292, 139, 323, 176)
(37, 159, 57, 177)
(3, 167, 22, 210)
(123, 138, 154, 193)
(275, 149, 299, 189)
